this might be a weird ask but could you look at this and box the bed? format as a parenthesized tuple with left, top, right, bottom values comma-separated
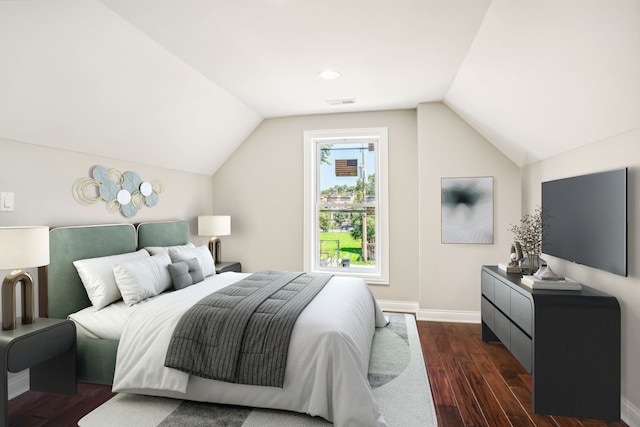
(40, 221, 388, 427)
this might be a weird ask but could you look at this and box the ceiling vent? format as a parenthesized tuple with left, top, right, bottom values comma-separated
(326, 99, 356, 106)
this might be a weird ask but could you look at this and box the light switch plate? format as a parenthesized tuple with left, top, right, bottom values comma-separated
(1, 192, 14, 211)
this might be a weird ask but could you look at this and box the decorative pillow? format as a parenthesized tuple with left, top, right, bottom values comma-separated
(113, 253, 173, 306)
(73, 249, 150, 310)
(168, 258, 204, 290)
(168, 245, 215, 277)
(145, 243, 195, 256)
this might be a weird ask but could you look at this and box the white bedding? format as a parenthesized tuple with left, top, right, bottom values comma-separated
(110, 272, 388, 427)
(69, 300, 131, 340)
(69, 273, 244, 340)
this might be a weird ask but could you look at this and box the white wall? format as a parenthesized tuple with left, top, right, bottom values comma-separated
(210, 103, 523, 314)
(417, 102, 521, 319)
(211, 110, 419, 303)
(521, 128, 640, 425)
(0, 137, 214, 315)
(0, 138, 213, 231)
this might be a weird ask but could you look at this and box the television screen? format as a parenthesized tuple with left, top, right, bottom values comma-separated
(541, 168, 627, 276)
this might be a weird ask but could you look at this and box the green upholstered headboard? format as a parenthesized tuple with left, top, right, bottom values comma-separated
(43, 221, 190, 320)
(137, 220, 190, 249)
(45, 224, 136, 319)
(41, 220, 190, 385)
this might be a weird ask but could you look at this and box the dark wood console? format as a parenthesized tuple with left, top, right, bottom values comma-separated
(481, 265, 620, 421)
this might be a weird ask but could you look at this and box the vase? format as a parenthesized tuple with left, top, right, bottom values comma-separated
(523, 254, 539, 275)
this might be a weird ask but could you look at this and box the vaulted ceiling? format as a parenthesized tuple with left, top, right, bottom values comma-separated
(1, 0, 638, 175)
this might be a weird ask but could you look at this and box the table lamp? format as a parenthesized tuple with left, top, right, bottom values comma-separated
(0, 226, 49, 330)
(198, 215, 231, 265)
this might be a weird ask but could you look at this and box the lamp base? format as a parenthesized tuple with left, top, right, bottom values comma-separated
(2, 269, 35, 330)
(208, 237, 222, 265)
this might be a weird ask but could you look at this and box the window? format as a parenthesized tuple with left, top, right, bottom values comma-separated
(303, 128, 389, 284)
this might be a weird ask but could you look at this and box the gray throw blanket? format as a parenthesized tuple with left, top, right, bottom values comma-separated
(164, 270, 332, 387)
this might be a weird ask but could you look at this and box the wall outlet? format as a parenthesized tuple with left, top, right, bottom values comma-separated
(1, 192, 14, 211)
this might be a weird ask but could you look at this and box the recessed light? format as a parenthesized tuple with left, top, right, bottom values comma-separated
(318, 70, 341, 80)
(326, 99, 355, 105)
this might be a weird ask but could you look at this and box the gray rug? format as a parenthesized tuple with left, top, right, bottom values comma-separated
(78, 313, 437, 426)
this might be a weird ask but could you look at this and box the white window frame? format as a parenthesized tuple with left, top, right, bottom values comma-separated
(303, 127, 389, 285)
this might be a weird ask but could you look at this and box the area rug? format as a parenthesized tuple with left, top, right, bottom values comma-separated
(78, 313, 437, 426)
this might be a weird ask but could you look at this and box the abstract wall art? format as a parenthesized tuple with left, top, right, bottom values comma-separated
(441, 176, 493, 244)
(73, 165, 165, 217)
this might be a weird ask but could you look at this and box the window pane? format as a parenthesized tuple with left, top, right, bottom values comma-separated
(318, 207, 376, 268)
(317, 141, 376, 271)
(319, 142, 376, 202)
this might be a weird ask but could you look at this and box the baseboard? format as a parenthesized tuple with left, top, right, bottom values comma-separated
(377, 302, 481, 324)
(377, 300, 420, 314)
(622, 396, 640, 427)
(417, 309, 481, 323)
(8, 370, 29, 400)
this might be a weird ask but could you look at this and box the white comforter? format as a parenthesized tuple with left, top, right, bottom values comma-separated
(112, 272, 388, 427)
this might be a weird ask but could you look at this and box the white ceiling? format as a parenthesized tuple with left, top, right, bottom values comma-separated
(0, 0, 638, 175)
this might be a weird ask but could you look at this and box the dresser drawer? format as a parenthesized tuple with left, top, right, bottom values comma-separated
(510, 289, 533, 336)
(494, 309, 511, 347)
(494, 279, 511, 316)
(510, 325, 532, 373)
(481, 271, 495, 301)
(481, 296, 495, 330)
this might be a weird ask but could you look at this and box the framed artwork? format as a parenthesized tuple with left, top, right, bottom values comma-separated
(441, 176, 493, 244)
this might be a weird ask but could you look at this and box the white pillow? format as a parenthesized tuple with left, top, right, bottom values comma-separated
(168, 245, 215, 277)
(73, 249, 150, 310)
(145, 243, 194, 256)
(113, 253, 173, 306)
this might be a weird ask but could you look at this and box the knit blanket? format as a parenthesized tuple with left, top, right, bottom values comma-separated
(164, 270, 332, 387)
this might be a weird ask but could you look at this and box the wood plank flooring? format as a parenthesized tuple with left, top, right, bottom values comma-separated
(8, 381, 113, 427)
(7, 320, 628, 426)
(419, 321, 627, 427)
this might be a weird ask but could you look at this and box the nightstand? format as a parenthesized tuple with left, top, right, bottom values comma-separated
(0, 318, 77, 426)
(215, 261, 242, 273)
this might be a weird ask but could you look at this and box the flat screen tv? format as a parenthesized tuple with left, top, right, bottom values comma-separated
(541, 168, 627, 276)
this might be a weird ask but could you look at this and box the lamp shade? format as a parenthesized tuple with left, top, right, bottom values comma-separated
(0, 226, 50, 269)
(198, 215, 231, 237)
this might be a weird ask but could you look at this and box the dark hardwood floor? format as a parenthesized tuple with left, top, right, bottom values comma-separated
(7, 320, 628, 426)
(8, 382, 113, 427)
(418, 321, 627, 427)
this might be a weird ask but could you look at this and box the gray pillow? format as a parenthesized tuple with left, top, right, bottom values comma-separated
(168, 258, 204, 290)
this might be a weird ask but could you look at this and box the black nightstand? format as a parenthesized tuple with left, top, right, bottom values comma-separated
(0, 318, 77, 425)
(215, 262, 242, 273)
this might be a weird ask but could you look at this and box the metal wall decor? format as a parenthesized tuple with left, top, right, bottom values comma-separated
(74, 165, 165, 217)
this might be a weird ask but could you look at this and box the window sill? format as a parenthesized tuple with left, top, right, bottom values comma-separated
(310, 266, 389, 285)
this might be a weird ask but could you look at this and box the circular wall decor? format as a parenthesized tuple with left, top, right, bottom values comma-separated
(73, 165, 165, 217)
